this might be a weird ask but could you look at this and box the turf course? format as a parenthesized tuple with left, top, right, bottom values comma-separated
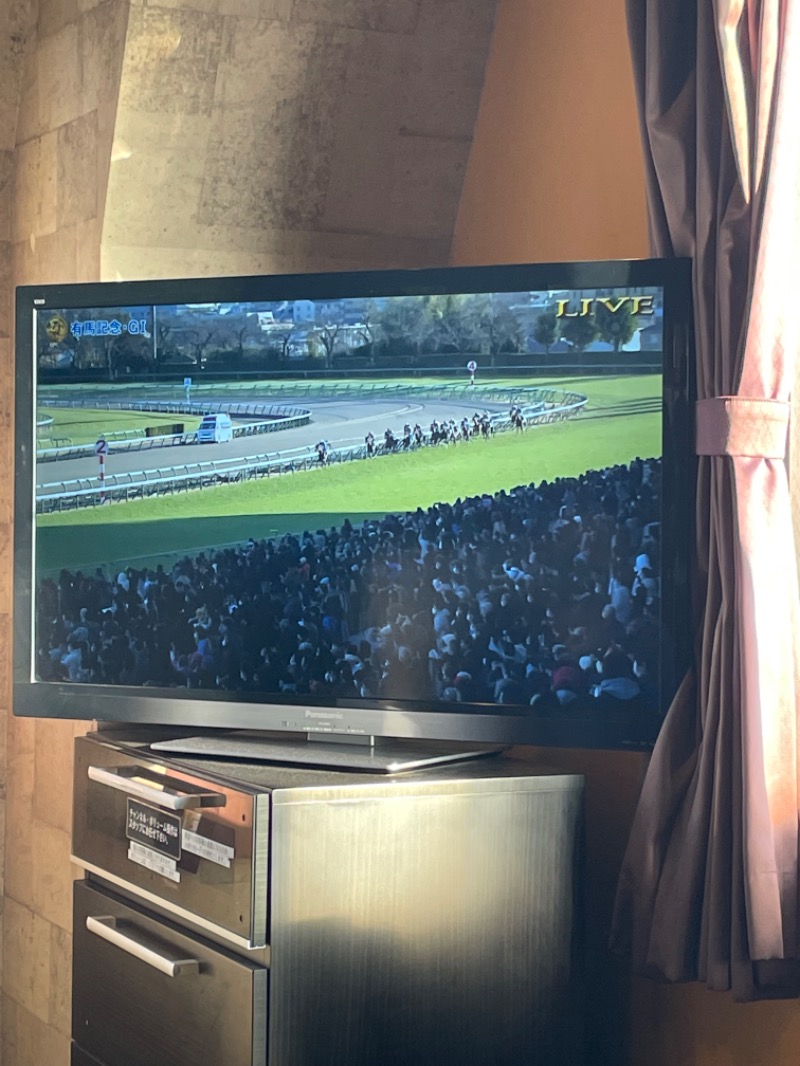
(39, 408, 203, 445)
(38, 377, 660, 574)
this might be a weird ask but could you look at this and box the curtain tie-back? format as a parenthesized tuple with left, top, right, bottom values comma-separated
(695, 396, 789, 458)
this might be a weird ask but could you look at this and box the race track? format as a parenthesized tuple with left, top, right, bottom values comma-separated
(38, 394, 509, 488)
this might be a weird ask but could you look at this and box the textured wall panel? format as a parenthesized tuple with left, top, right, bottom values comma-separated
(197, 20, 350, 229)
(121, 6, 225, 116)
(292, 0, 422, 35)
(103, 0, 499, 279)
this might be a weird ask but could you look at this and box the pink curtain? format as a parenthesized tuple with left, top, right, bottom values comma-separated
(611, 0, 800, 999)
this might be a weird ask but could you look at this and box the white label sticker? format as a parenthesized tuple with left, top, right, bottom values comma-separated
(181, 829, 234, 868)
(128, 841, 181, 883)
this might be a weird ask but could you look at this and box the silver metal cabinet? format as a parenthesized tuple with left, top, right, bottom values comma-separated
(72, 731, 585, 1066)
(73, 880, 268, 1066)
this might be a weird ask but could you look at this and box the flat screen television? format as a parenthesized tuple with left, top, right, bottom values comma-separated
(14, 259, 694, 766)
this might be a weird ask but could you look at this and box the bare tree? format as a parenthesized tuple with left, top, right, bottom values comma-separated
(188, 328, 217, 368)
(315, 323, 341, 369)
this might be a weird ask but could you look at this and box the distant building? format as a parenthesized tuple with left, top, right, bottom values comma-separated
(292, 300, 316, 324)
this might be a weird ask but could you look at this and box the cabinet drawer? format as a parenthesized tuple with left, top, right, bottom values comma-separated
(72, 736, 269, 947)
(73, 881, 267, 1066)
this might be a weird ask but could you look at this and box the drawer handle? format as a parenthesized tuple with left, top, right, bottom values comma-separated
(88, 765, 227, 810)
(86, 916, 201, 977)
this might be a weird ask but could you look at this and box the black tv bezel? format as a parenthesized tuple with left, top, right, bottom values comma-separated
(14, 258, 695, 751)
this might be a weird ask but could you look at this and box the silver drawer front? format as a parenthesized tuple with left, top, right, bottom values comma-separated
(73, 881, 267, 1066)
(72, 736, 269, 947)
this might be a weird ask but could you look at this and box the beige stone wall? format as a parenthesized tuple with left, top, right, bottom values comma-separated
(0, 0, 29, 1055)
(2, 3, 498, 1062)
(4, 1, 130, 1058)
(13, 0, 129, 285)
(104, 0, 497, 279)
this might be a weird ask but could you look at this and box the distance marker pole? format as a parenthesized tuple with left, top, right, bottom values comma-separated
(96, 437, 109, 504)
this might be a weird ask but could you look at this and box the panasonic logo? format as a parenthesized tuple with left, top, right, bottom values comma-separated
(305, 710, 344, 720)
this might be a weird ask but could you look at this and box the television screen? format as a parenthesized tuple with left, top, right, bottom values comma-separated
(14, 260, 694, 752)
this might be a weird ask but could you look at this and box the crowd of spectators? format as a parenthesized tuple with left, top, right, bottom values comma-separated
(37, 456, 664, 725)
